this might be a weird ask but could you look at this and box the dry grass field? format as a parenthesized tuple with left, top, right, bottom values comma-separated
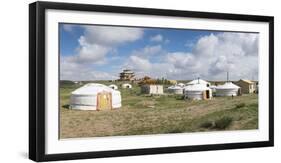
(59, 81, 258, 139)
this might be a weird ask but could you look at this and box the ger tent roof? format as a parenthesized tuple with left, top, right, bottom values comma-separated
(71, 83, 117, 95)
(186, 79, 210, 85)
(216, 82, 240, 89)
(122, 83, 132, 88)
(177, 83, 185, 87)
(168, 85, 184, 90)
(109, 84, 118, 89)
(184, 84, 211, 91)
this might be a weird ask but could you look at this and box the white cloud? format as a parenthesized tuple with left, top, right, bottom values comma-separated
(131, 45, 163, 58)
(165, 52, 198, 69)
(70, 36, 110, 64)
(61, 26, 259, 81)
(150, 34, 170, 44)
(193, 33, 219, 57)
(124, 45, 164, 67)
(61, 26, 144, 80)
(125, 55, 172, 79)
(195, 32, 259, 80)
(60, 56, 118, 81)
(123, 45, 172, 78)
(208, 55, 235, 75)
(127, 55, 152, 71)
(150, 34, 163, 42)
(184, 41, 194, 48)
(124, 32, 259, 81)
(83, 26, 143, 46)
(72, 26, 143, 64)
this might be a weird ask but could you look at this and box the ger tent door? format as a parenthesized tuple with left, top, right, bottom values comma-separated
(97, 91, 112, 110)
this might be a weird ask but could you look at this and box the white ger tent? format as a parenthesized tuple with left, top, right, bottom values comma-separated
(122, 83, 132, 89)
(209, 85, 217, 93)
(186, 79, 210, 87)
(177, 83, 185, 87)
(184, 84, 212, 100)
(70, 83, 121, 110)
(108, 84, 118, 90)
(167, 85, 184, 94)
(215, 82, 240, 96)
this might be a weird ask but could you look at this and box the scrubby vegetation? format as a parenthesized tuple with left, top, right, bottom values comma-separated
(60, 81, 258, 138)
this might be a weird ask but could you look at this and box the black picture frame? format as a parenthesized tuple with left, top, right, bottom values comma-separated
(29, 1, 274, 162)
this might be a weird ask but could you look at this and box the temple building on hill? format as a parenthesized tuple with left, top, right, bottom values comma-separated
(119, 69, 135, 81)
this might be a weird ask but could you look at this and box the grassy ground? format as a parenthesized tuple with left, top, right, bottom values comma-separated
(59, 81, 258, 139)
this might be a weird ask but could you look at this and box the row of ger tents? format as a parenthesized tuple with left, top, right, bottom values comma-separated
(69, 79, 241, 111)
(108, 83, 132, 90)
(168, 79, 241, 100)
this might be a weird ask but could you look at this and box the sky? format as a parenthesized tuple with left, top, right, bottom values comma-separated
(60, 23, 259, 81)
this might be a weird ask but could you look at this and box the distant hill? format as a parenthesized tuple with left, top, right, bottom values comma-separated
(60, 80, 73, 85)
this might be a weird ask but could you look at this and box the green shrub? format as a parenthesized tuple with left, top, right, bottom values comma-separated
(200, 121, 213, 128)
(175, 95, 184, 100)
(166, 127, 184, 133)
(62, 104, 70, 109)
(235, 103, 246, 109)
(213, 116, 233, 129)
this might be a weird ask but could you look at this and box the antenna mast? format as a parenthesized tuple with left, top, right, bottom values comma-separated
(227, 72, 229, 82)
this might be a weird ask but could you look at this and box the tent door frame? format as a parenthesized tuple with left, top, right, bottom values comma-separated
(206, 90, 210, 99)
(97, 91, 112, 111)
